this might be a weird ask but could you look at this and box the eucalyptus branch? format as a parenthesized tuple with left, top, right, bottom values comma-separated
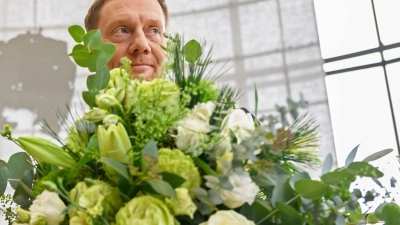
(256, 194, 301, 225)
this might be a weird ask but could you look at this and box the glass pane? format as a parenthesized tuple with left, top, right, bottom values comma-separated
(313, 0, 379, 58)
(387, 62, 400, 142)
(325, 67, 398, 164)
(383, 47, 400, 61)
(374, 0, 400, 45)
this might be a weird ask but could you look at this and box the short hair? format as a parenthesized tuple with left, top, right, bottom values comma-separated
(84, 0, 169, 31)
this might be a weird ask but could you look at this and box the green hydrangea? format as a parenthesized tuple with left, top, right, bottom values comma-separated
(115, 196, 174, 225)
(128, 79, 187, 151)
(158, 148, 201, 190)
(69, 179, 123, 223)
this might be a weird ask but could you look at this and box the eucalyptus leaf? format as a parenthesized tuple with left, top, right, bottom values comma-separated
(69, 44, 89, 67)
(362, 148, 393, 162)
(183, 40, 202, 63)
(99, 158, 130, 181)
(208, 190, 223, 205)
(96, 44, 116, 62)
(321, 171, 356, 188)
(346, 162, 384, 178)
(7, 152, 32, 189)
(75, 120, 97, 133)
(321, 153, 333, 175)
(276, 202, 302, 224)
(13, 170, 35, 209)
(335, 214, 346, 225)
(294, 180, 330, 200)
(0, 167, 8, 196)
(87, 134, 99, 151)
(0, 160, 7, 168)
(142, 140, 158, 159)
(84, 29, 102, 49)
(192, 188, 208, 200)
(240, 200, 272, 225)
(144, 179, 176, 198)
(289, 172, 311, 190)
(345, 144, 360, 166)
(375, 202, 400, 225)
(68, 25, 86, 43)
(271, 180, 294, 206)
(82, 90, 98, 108)
(161, 172, 185, 189)
(88, 49, 108, 72)
(218, 175, 234, 190)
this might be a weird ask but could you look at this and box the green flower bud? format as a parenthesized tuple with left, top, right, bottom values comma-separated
(83, 109, 110, 123)
(114, 88, 126, 103)
(102, 114, 120, 127)
(16, 207, 31, 223)
(17, 136, 76, 168)
(115, 196, 174, 225)
(97, 123, 133, 183)
(4, 124, 12, 136)
(95, 94, 121, 109)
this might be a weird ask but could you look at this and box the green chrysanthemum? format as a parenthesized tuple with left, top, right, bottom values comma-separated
(115, 196, 174, 225)
(157, 148, 201, 190)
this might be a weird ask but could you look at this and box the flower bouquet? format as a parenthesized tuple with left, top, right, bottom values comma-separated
(1, 25, 399, 225)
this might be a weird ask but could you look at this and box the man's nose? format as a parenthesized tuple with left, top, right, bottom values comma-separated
(128, 31, 151, 54)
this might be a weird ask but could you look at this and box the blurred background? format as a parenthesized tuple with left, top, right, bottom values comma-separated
(0, 0, 399, 220)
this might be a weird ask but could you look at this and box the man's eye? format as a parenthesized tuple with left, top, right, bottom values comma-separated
(151, 28, 159, 35)
(116, 28, 128, 34)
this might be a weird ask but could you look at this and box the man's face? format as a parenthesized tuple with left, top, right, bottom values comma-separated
(98, 0, 166, 80)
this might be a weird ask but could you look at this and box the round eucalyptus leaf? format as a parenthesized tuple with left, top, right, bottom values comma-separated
(294, 180, 330, 200)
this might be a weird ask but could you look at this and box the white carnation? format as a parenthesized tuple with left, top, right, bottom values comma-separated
(199, 210, 255, 225)
(29, 190, 66, 225)
(221, 108, 255, 139)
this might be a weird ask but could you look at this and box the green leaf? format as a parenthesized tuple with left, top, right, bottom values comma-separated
(68, 25, 86, 43)
(69, 44, 89, 67)
(86, 67, 110, 91)
(240, 199, 272, 224)
(13, 170, 34, 209)
(75, 120, 97, 133)
(366, 213, 380, 224)
(96, 44, 116, 62)
(99, 158, 130, 181)
(346, 162, 384, 178)
(322, 153, 333, 175)
(161, 172, 185, 189)
(142, 140, 158, 159)
(82, 90, 98, 107)
(88, 49, 108, 72)
(87, 134, 99, 151)
(84, 29, 102, 49)
(183, 40, 202, 63)
(375, 203, 400, 225)
(254, 83, 259, 119)
(362, 148, 393, 162)
(345, 144, 360, 166)
(276, 202, 302, 224)
(335, 214, 346, 225)
(289, 172, 311, 190)
(0, 167, 8, 196)
(271, 180, 294, 206)
(0, 160, 7, 168)
(7, 152, 32, 189)
(294, 180, 330, 200)
(218, 175, 234, 190)
(208, 190, 223, 205)
(144, 179, 176, 198)
(321, 171, 356, 188)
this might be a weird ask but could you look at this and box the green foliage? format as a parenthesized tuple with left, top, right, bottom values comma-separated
(68, 25, 116, 107)
(0, 194, 17, 224)
(144, 179, 177, 198)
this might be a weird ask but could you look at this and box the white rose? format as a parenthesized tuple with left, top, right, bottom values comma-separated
(29, 190, 66, 225)
(207, 172, 259, 209)
(199, 210, 255, 225)
(189, 101, 216, 122)
(175, 102, 215, 153)
(221, 108, 255, 140)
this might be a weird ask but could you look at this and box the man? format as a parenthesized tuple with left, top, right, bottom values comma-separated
(84, 0, 169, 80)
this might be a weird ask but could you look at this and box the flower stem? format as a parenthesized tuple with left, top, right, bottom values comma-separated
(256, 194, 301, 225)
